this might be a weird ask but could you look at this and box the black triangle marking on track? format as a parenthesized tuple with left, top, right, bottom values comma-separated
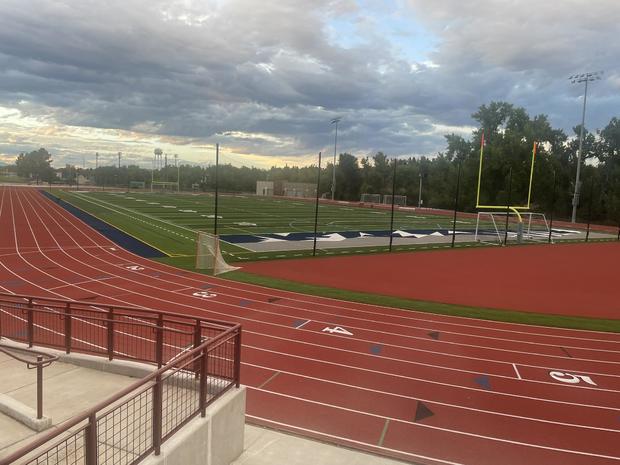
(428, 331, 440, 340)
(267, 297, 281, 303)
(414, 402, 434, 422)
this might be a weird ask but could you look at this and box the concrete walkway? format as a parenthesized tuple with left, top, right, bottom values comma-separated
(234, 425, 407, 465)
(0, 348, 137, 460)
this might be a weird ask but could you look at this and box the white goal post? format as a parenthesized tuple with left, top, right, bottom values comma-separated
(360, 193, 382, 203)
(383, 195, 407, 206)
(195, 231, 239, 275)
(151, 181, 179, 193)
(474, 211, 551, 245)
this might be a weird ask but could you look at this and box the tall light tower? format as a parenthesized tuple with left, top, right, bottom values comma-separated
(330, 117, 341, 201)
(569, 71, 603, 223)
(174, 153, 179, 192)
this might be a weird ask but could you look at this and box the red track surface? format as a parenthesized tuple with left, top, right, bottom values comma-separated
(242, 243, 620, 319)
(1, 186, 619, 465)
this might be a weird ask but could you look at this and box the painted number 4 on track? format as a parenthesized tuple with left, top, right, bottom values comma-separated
(322, 326, 353, 336)
(549, 371, 597, 386)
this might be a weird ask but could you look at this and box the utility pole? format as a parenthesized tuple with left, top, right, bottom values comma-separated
(95, 152, 99, 169)
(569, 71, 603, 223)
(418, 173, 423, 208)
(118, 152, 121, 169)
(330, 117, 341, 201)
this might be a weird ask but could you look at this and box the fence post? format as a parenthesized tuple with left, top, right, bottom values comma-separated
(107, 307, 114, 361)
(64, 303, 72, 354)
(155, 314, 164, 368)
(199, 349, 208, 417)
(152, 375, 163, 455)
(36, 356, 43, 420)
(193, 319, 202, 377)
(234, 329, 242, 388)
(84, 413, 98, 465)
(27, 298, 34, 348)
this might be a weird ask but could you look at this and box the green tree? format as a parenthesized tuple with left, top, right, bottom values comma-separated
(15, 148, 55, 183)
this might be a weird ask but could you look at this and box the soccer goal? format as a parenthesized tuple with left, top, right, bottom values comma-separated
(195, 231, 239, 275)
(360, 193, 382, 203)
(383, 195, 407, 206)
(475, 211, 551, 245)
(151, 181, 179, 193)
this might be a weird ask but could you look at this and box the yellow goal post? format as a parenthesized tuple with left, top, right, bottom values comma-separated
(475, 132, 538, 224)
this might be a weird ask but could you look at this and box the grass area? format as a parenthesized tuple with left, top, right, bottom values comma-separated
(50, 188, 499, 260)
(223, 270, 620, 333)
(0, 176, 29, 183)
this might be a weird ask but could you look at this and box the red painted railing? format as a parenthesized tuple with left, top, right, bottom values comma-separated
(0, 292, 242, 465)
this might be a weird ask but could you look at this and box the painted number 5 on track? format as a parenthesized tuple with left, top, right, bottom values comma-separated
(549, 371, 597, 386)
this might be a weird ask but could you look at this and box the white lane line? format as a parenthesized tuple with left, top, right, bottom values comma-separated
(295, 319, 311, 329)
(248, 387, 620, 460)
(513, 363, 522, 380)
(35, 193, 620, 346)
(245, 344, 620, 410)
(39, 193, 620, 347)
(243, 361, 620, 432)
(12, 191, 620, 397)
(6, 204, 620, 404)
(246, 414, 464, 465)
(47, 275, 115, 290)
(12, 190, 620, 404)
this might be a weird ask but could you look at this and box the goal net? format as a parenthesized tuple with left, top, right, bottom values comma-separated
(383, 195, 407, 206)
(195, 231, 240, 275)
(360, 193, 381, 203)
(151, 181, 179, 193)
(475, 211, 551, 245)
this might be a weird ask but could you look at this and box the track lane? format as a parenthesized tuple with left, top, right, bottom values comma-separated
(1, 186, 620, 464)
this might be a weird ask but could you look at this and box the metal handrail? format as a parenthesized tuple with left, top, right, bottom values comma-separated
(0, 291, 235, 330)
(0, 343, 58, 420)
(0, 293, 236, 366)
(0, 293, 242, 465)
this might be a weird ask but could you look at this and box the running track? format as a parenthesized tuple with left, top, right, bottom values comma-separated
(0, 186, 619, 465)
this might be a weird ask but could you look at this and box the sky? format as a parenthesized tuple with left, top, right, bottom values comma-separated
(0, 0, 618, 169)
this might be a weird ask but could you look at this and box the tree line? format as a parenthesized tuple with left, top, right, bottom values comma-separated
(10, 101, 620, 224)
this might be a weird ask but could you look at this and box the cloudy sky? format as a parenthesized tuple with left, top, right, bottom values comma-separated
(0, 0, 618, 168)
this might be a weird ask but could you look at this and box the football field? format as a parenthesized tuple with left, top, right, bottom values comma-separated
(53, 189, 598, 262)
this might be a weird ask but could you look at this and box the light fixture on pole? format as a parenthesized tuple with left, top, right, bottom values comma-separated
(330, 117, 341, 201)
(569, 70, 603, 223)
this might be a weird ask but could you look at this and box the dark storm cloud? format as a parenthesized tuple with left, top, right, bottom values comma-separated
(0, 0, 618, 164)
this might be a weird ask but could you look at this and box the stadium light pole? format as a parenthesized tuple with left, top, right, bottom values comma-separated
(418, 173, 423, 208)
(330, 117, 341, 201)
(175, 154, 179, 192)
(118, 152, 121, 169)
(313, 152, 322, 257)
(569, 71, 603, 223)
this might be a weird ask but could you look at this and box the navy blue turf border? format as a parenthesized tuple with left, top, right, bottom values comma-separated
(40, 190, 166, 258)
